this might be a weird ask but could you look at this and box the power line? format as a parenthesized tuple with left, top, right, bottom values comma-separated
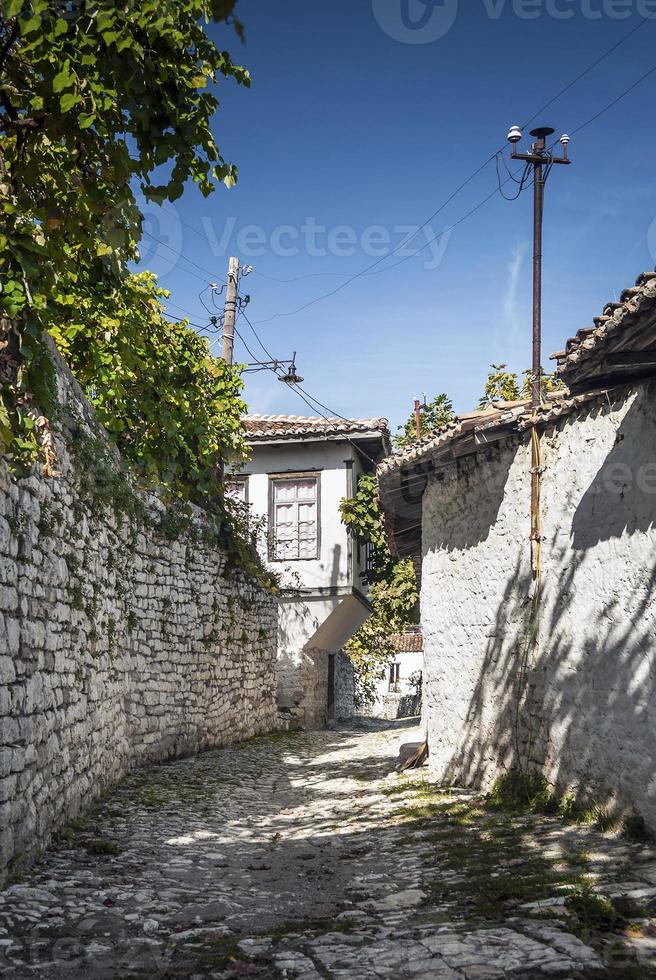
(272, 56, 656, 295)
(252, 269, 349, 284)
(134, 19, 651, 319)
(570, 61, 656, 136)
(237, 310, 380, 466)
(140, 229, 217, 283)
(233, 324, 264, 364)
(495, 155, 532, 202)
(165, 299, 209, 321)
(250, 21, 654, 324)
(239, 305, 277, 363)
(251, 157, 503, 325)
(521, 16, 650, 129)
(238, 55, 656, 454)
(165, 312, 208, 331)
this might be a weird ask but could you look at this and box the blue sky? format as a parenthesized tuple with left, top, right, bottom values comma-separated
(137, 0, 656, 435)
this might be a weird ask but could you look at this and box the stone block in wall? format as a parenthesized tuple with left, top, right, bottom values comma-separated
(0, 341, 279, 884)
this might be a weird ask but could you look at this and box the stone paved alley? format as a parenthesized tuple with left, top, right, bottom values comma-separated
(2, 721, 656, 979)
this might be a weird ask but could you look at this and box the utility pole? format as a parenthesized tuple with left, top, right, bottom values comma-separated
(414, 399, 422, 441)
(222, 256, 240, 365)
(216, 256, 239, 487)
(506, 124, 571, 573)
(507, 126, 570, 408)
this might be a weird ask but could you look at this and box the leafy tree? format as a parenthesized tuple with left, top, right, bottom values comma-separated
(50, 272, 247, 502)
(0, 0, 250, 469)
(340, 472, 395, 585)
(340, 473, 418, 708)
(520, 368, 566, 400)
(478, 364, 522, 408)
(477, 364, 564, 409)
(394, 393, 455, 449)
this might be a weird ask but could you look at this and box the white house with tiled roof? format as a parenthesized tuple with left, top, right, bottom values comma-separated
(230, 414, 391, 728)
(366, 629, 424, 721)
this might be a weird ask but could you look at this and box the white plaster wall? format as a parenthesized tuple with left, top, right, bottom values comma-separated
(234, 440, 369, 727)
(237, 442, 357, 591)
(277, 596, 338, 709)
(421, 383, 656, 825)
(368, 649, 424, 715)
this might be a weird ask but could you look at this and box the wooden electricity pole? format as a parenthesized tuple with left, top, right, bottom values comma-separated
(217, 256, 239, 486)
(414, 399, 422, 441)
(222, 256, 239, 365)
(507, 125, 571, 577)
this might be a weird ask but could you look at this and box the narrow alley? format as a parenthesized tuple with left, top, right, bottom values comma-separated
(1, 722, 656, 979)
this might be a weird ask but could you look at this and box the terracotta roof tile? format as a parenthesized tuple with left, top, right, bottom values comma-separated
(550, 269, 656, 387)
(244, 414, 390, 444)
(390, 631, 423, 653)
(377, 387, 626, 482)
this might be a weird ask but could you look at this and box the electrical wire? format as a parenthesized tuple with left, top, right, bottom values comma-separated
(199, 286, 216, 317)
(139, 230, 217, 284)
(236, 309, 380, 465)
(495, 155, 532, 201)
(173, 17, 648, 283)
(541, 59, 656, 157)
(570, 61, 656, 137)
(239, 305, 277, 363)
(272, 56, 656, 296)
(252, 269, 350, 284)
(165, 299, 209, 320)
(250, 21, 654, 322)
(238, 48, 656, 453)
(521, 15, 650, 130)
(133, 20, 652, 317)
(165, 312, 209, 331)
(233, 324, 264, 365)
(283, 384, 381, 468)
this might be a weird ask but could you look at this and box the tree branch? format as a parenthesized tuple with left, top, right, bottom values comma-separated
(0, 87, 17, 120)
(0, 20, 19, 78)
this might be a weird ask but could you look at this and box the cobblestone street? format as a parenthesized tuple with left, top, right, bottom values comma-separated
(2, 721, 656, 979)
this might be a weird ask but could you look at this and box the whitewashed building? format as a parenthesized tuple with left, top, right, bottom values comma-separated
(230, 414, 391, 728)
(366, 629, 424, 720)
(378, 268, 656, 827)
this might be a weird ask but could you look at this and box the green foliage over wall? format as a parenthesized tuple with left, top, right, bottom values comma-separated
(478, 364, 565, 409)
(51, 272, 247, 503)
(340, 473, 418, 708)
(394, 393, 455, 449)
(0, 0, 249, 471)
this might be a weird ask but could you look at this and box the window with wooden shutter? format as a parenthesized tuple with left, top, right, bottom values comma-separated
(270, 476, 319, 560)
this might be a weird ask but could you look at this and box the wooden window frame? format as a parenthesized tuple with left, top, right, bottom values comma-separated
(268, 472, 321, 562)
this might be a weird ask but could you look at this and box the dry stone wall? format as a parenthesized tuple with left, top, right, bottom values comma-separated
(0, 345, 278, 885)
(421, 382, 656, 826)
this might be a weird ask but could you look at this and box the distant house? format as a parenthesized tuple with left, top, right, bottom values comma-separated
(230, 414, 391, 729)
(366, 628, 423, 720)
(378, 268, 656, 826)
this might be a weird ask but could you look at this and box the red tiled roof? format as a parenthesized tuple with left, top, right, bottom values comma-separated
(244, 414, 390, 444)
(551, 269, 656, 388)
(379, 265, 656, 559)
(391, 631, 423, 653)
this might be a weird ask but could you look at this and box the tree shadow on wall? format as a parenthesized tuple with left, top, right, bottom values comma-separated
(572, 387, 656, 548)
(424, 445, 513, 554)
(439, 395, 656, 820)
